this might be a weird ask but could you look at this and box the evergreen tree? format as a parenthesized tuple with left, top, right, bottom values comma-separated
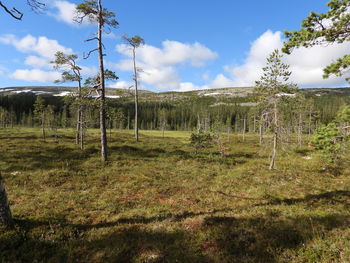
(255, 49, 297, 169)
(122, 35, 145, 142)
(75, 0, 118, 162)
(283, 0, 350, 82)
(52, 51, 85, 148)
(33, 96, 47, 140)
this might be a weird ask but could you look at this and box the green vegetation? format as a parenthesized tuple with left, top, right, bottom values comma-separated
(1, 1, 350, 261)
(283, 0, 350, 82)
(1, 128, 349, 262)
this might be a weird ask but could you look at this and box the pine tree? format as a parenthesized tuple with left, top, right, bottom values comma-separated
(33, 96, 47, 140)
(75, 0, 118, 162)
(255, 49, 297, 169)
(283, 0, 350, 82)
(122, 35, 145, 142)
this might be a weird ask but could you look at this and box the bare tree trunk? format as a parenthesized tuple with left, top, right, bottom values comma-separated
(197, 114, 201, 133)
(242, 118, 246, 142)
(127, 110, 130, 130)
(133, 46, 139, 142)
(308, 110, 312, 140)
(270, 131, 277, 170)
(80, 110, 84, 150)
(42, 112, 46, 140)
(269, 101, 278, 170)
(76, 80, 83, 147)
(298, 112, 302, 147)
(259, 113, 264, 146)
(98, 0, 108, 162)
(130, 46, 140, 141)
(76, 108, 80, 145)
(253, 115, 256, 133)
(0, 176, 13, 227)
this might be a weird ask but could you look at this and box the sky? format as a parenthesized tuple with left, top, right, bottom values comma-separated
(0, 0, 348, 92)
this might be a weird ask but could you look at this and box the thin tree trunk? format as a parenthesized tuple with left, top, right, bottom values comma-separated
(98, 0, 108, 162)
(253, 115, 256, 133)
(132, 47, 139, 142)
(80, 110, 84, 150)
(76, 107, 80, 145)
(242, 118, 246, 142)
(127, 110, 130, 130)
(197, 114, 201, 133)
(298, 112, 302, 146)
(0, 175, 13, 227)
(42, 112, 46, 140)
(76, 80, 82, 147)
(308, 110, 312, 140)
(259, 113, 264, 146)
(269, 102, 278, 170)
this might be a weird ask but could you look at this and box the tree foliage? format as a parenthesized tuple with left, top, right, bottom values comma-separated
(254, 49, 298, 169)
(122, 35, 145, 48)
(255, 49, 297, 99)
(312, 122, 342, 162)
(51, 52, 82, 84)
(283, 0, 350, 81)
(75, 0, 118, 27)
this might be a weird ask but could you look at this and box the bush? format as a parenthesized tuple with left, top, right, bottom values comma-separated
(312, 122, 342, 163)
(189, 132, 213, 154)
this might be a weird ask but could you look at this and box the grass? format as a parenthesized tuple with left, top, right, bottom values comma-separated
(0, 127, 350, 263)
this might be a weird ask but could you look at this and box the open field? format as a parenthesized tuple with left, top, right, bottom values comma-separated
(1, 128, 350, 262)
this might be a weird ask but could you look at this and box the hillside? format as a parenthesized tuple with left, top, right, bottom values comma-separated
(2, 85, 350, 102)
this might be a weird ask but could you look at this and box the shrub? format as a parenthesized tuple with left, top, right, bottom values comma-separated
(189, 132, 213, 154)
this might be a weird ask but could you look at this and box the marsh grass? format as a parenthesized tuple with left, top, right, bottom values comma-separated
(0, 128, 349, 262)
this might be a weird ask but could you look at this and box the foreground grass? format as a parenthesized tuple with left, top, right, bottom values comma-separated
(0, 128, 349, 263)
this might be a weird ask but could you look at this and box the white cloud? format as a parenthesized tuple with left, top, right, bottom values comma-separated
(24, 55, 51, 68)
(225, 30, 350, 87)
(80, 65, 98, 76)
(176, 82, 207, 92)
(208, 74, 235, 89)
(140, 66, 180, 90)
(11, 69, 61, 82)
(50, 1, 77, 25)
(110, 80, 134, 89)
(172, 74, 235, 92)
(117, 40, 217, 68)
(0, 34, 73, 59)
(116, 40, 217, 90)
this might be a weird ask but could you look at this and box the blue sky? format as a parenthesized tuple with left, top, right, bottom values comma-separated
(0, 0, 348, 91)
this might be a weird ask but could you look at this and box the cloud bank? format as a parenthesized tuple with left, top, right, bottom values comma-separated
(226, 30, 350, 88)
(115, 40, 218, 91)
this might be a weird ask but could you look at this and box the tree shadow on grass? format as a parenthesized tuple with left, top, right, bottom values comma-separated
(1, 145, 99, 172)
(203, 213, 350, 263)
(110, 145, 167, 158)
(259, 190, 350, 209)
(2, 211, 349, 263)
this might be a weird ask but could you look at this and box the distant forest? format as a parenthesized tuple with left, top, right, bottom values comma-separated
(0, 90, 349, 133)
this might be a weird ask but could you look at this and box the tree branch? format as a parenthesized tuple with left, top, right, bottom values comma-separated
(83, 48, 98, 59)
(85, 37, 98, 42)
(0, 1, 23, 20)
